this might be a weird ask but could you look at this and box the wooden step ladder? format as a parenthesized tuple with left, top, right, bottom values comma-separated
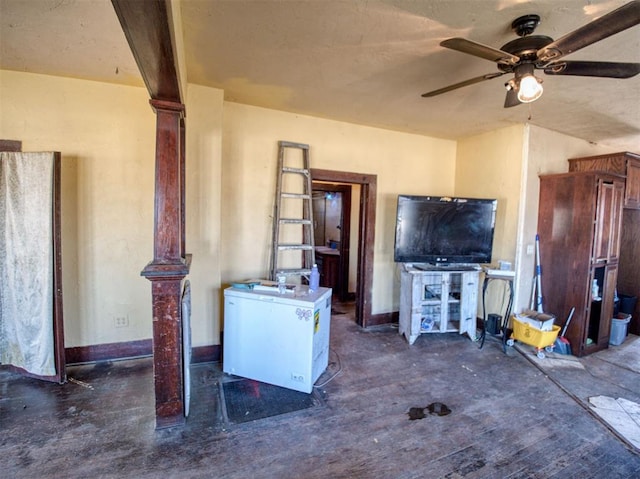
(270, 141, 316, 281)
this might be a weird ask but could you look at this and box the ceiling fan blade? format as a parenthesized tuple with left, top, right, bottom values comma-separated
(544, 61, 640, 78)
(537, 0, 640, 62)
(441, 38, 520, 66)
(504, 88, 521, 108)
(421, 72, 506, 97)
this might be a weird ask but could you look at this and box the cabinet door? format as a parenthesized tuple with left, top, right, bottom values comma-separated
(398, 271, 416, 342)
(608, 180, 624, 261)
(422, 272, 445, 332)
(459, 271, 479, 339)
(625, 159, 640, 209)
(598, 264, 618, 346)
(593, 178, 624, 263)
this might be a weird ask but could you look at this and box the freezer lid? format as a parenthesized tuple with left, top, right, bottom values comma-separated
(224, 285, 331, 307)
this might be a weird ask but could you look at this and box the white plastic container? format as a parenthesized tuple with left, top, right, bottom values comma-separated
(592, 279, 600, 301)
(309, 264, 320, 292)
(609, 313, 631, 346)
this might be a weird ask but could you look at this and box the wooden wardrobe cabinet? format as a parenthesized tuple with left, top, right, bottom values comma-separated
(537, 171, 625, 357)
(568, 151, 640, 335)
(569, 152, 640, 209)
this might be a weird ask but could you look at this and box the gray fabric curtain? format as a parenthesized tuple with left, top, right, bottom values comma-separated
(0, 152, 56, 376)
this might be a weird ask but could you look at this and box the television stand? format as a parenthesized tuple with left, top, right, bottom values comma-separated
(412, 263, 481, 272)
(399, 264, 479, 344)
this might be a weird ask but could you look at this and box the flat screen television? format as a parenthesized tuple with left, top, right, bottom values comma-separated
(393, 195, 497, 265)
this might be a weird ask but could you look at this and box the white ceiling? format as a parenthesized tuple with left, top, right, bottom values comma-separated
(2, 0, 639, 152)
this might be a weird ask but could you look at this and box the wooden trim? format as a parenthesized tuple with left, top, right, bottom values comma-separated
(368, 311, 399, 327)
(339, 187, 352, 301)
(310, 169, 377, 328)
(180, 118, 186, 258)
(65, 339, 153, 364)
(111, 0, 181, 102)
(147, 99, 185, 265)
(64, 341, 218, 366)
(0, 140, 22, 151)
(0, 364, 60, 382)
(191, 345, 221, 364)
(52, 152, 66, 383)
(360, 179, 376, 328)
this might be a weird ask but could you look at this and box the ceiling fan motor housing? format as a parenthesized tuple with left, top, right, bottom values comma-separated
(511, 14, 541, 37)
(499, 35, 554, 72)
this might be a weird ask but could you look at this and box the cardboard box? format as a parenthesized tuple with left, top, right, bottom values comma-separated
(515, 310, 556, 331)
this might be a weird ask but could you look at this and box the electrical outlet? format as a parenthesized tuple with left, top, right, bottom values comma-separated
(114, 316, 129, 328)
(291, 373, 305, 382)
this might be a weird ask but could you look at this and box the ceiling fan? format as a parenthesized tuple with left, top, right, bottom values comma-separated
(422, 0, 640, 107)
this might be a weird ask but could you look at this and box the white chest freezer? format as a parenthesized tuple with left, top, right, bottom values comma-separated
(223, 285, 332, 393)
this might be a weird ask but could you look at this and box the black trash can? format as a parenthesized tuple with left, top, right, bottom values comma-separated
(619, 294, 637, 314)
(619, 294, 637, 336)
(485, 314, 502, 335)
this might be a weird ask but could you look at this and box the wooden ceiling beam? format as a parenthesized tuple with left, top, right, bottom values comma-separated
(111, 0, 181, 102)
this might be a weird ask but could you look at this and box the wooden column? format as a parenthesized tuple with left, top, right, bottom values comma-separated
(141, 99, 189, 429)
(112, 0, 190, 428)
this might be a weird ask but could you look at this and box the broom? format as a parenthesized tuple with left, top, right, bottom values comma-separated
(554, 307, 575, 355)
(535, 234, 544, 313)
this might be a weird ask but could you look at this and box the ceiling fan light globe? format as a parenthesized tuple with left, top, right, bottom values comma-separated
(517, 75, 543, 103)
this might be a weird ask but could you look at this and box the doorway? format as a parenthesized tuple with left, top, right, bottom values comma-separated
(312, 182, 352, 302)
(310, 169, 376, 328)
(0, 149, 66, 383)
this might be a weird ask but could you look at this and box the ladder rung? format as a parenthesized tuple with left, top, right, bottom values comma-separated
(278, 141, 309, 150)
(282, 166, 309, 176)
(281, 192, 311, 200)
(277, 244, 314, 250)
(279, 218, 312, 225)
(276, 268, 312, 276)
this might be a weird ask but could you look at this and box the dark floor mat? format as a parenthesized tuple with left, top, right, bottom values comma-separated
(222, 379, 316, 424)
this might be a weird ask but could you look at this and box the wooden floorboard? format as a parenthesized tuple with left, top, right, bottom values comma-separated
(1, 301, 639, 478)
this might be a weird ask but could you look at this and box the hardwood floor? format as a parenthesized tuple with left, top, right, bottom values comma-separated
(2, 302, 639, 478)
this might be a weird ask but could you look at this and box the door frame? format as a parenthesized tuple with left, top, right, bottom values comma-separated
(311, 169, 376, 328)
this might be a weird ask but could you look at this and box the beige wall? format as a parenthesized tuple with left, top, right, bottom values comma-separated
(455, 125, 526, 318)
(1, 70, 156, 347)
(220, 102, 457, 314)
(185, 84, 224, 346)
(455, 124, 526, 267)
(0, 71, 226, 349)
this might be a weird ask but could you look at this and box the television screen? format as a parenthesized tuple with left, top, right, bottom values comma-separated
(393, 195, 497, 264)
